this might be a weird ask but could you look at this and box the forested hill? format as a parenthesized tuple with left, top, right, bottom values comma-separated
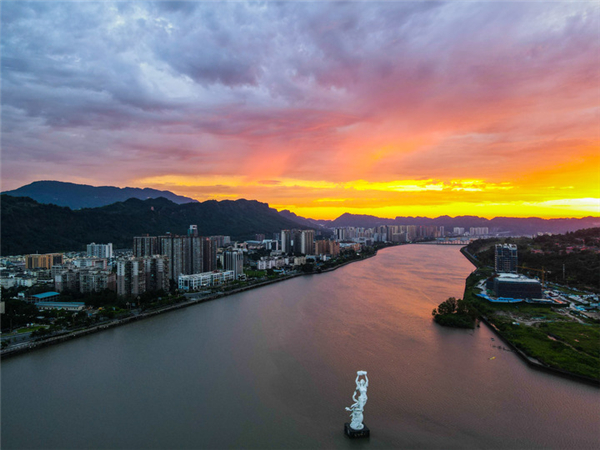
(0, 195, 304, 255)
(465, 229, 600, 292)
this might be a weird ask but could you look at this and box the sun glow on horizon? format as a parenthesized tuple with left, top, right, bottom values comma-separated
(133, 174, 599, 220)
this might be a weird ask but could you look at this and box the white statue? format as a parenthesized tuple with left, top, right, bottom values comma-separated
(346, 370, 368, 430)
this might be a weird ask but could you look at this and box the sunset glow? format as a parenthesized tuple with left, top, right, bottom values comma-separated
(2, 1, 599, 219)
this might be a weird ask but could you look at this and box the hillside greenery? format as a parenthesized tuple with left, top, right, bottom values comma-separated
(465, 228, 600, 292)
(462, 271, 600, 381)
(1, 195, 307, 255)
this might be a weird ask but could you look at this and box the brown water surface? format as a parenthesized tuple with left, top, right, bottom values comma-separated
(2, 245, 599, 449)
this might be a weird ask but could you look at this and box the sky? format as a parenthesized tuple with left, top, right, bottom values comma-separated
(1, 1, 599, 220)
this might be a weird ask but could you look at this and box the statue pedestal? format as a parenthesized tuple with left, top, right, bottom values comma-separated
(344, 423, 370, 439)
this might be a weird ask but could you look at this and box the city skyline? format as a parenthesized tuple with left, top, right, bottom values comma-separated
(2, 1, 599, 220)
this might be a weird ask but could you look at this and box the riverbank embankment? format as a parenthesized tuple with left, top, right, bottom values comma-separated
(459, 247, 600, 387)
(477, 315, 600, 387)
(1, 249, 383, 360)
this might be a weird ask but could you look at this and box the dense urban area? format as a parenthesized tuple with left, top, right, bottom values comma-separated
(2, 222, 599, 383)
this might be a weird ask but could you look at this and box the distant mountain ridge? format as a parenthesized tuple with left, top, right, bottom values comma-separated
(0, 195, 308, 255)
(317, 213, 600, 235)
(2, 182, 598, 255)
(277, 209, 328, 231)
(2, 180, 198, 209)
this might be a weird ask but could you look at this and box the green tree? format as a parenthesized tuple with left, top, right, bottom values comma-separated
(437, 297, 458, 315)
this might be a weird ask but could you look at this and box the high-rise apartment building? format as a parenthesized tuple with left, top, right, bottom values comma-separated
(300, 230, 315, 255)
(26, 253, 64, 269)
(116, 259, 145, 297)
(208, 235, 231, 248)
(495, 244, 518, 274)
(203, 238, 217, 272)
(470, 227, 489, 236)
(315, 239, 340, 256)
(87, 242, 113, 258)
(78, 269, 116, 293)
(115, 256, 169, 297)
(143, 256, 170, 292)
(280, 229, 315, 255)
(224, 250, 244, 280)
(158, 233, 205, 281)
(133, 235, 158, 258)
(281, 230, 293, 254)
(54, 268, 80, 292)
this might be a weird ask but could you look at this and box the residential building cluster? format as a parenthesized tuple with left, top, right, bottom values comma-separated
(116, 256, 170, 297)
(1, 219, 499, 301)
(314, 240, 341, 257)
(452, 227, 490, 236)
(333, 225, 445, 244)
(469, 227, 489, 236)
(133, 226, 218, 280)
(54, 262, 116, 293)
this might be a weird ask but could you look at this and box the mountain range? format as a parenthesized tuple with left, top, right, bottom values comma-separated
(0, 195, 310, 255)
(2, 180, 197, 209)
(2, 181, 598, 255)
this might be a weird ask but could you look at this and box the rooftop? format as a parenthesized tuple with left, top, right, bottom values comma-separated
(35, 302, 85, 307)
(31, 291, 61, 299)
(496, 274, 540, 284)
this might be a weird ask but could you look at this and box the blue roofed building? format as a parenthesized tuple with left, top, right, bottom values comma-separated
(26, 291, 61, 304)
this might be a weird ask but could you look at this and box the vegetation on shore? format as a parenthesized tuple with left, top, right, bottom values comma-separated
(465, 228, 600, 293)
(432, 297, 477, 329)
(460, 228, 600, 380)
(461, 269, 600, 381)
(0, 194, 310, 255)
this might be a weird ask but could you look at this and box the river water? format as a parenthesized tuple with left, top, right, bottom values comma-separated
(2, 245, 599, 449)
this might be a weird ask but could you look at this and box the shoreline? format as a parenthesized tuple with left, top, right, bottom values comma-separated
(459, 246, 600, 388)
(1, 249, 382, 360)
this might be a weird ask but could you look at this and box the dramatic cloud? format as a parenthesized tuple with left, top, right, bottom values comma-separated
(1, 1, 598, 218)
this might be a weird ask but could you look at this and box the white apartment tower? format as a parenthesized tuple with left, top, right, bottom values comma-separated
(224, 250, 244, 280)
(87, 242, 113, 259)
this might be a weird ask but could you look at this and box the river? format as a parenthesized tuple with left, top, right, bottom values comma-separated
(2, 245, 599, 449)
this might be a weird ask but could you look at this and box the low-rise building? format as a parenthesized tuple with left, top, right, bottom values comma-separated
(27, 291, 61, 304)
(493, 274, 542, 300)
(35, 302, 85, 312)
(178, 271, 235, 291)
